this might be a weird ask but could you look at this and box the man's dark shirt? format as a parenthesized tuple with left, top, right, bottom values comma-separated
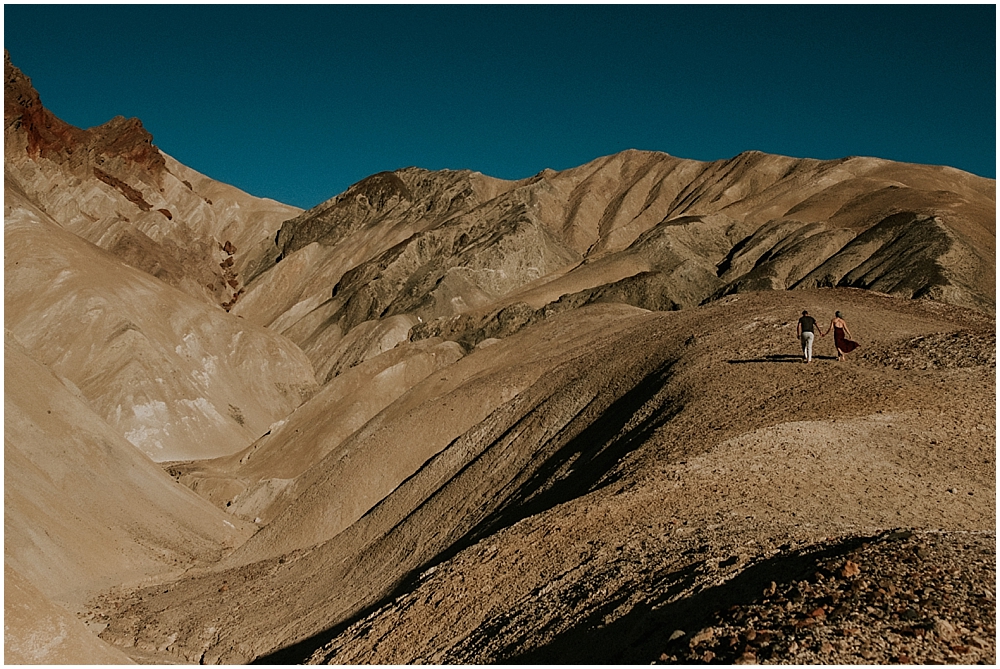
(799, 315, 816, 333)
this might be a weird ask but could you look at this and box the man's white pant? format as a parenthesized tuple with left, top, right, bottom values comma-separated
(800, 331, 814, 362)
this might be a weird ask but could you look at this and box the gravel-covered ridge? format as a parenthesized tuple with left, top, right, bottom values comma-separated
(859, 330, 996, 370)
(656, 529, 995, 664)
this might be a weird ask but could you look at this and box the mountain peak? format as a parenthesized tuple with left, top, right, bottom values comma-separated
(4, 51, 164, 176)
(82, 114, 165, 175)
(4, 50, 84, 159)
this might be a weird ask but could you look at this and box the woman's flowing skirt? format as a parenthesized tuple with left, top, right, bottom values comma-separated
(834, 327, 859, 353)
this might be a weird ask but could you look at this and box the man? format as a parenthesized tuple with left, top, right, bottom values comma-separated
(796, 310, 822, 363)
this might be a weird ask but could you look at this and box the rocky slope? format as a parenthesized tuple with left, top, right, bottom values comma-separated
(3, 52, 995, 665)
(95, 290, 994, 664)
(656, 529, 995, 665)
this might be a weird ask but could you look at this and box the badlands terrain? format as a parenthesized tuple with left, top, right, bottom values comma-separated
(4, 51, 995, 664)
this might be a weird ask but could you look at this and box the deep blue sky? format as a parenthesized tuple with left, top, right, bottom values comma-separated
(4, 5, 995, 209)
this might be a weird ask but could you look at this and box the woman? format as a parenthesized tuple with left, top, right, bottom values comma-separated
(823, 310, 859, 361)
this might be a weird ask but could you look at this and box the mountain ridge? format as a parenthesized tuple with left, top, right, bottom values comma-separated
(226, 143, 993, 389)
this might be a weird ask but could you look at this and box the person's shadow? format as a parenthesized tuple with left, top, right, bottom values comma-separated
(726, 353, 837, 364)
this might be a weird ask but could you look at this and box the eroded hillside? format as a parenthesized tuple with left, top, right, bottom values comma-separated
(232, 146, 994, 390)
(3, 51, 995, 665)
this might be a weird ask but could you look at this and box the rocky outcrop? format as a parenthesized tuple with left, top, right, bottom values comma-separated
(5, 49, 85, 158)
(92, 166, 153, 209)
(5, 51, 164, 181)
(4, 52, 300, 310)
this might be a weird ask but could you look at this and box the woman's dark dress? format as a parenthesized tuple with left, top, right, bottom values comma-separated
(834, 326, 859, 353)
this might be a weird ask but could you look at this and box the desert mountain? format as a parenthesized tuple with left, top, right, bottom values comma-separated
(4, 51, 995, 665)
(232, 144, 993, 391)
(5, 55, 317, 663)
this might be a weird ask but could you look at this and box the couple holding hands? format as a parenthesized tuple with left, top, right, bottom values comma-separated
(797, 310, 859, 363)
